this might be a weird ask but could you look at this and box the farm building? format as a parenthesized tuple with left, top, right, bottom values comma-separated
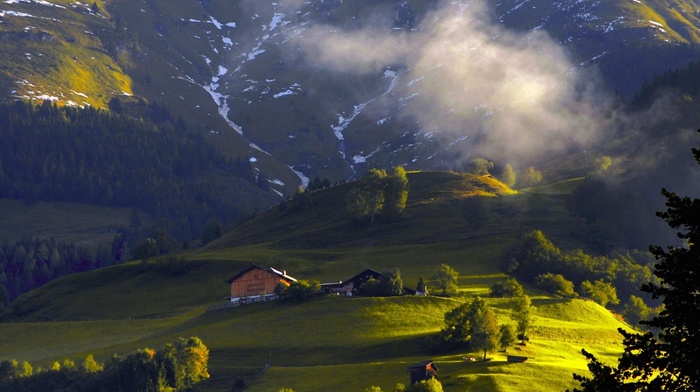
(226, 264, 296, 304)
(321, 268, 384, 296)
(321, 268, 417, 296)
(406, 360, 438, 385)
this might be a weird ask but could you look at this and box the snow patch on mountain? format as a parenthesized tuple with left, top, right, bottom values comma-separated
(4, 0, 65, 8)
(289, 166, 310, 189)
(352, 148, 380, 164)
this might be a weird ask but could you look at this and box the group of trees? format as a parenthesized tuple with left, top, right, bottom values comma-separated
(359, 268, 405, 297)
(505, 229, 662, 327)
(0, 337, 209, 392)
(0, 237, 120, 306)
(0, 100, 274, 241)
(571, 132, 700, 391)
(274, 279, 321, 302)
(440, 295, 525, 360)
(489, 278, 533, 344)
(348, 166, 409, 225)
(464, 158, 542, 189)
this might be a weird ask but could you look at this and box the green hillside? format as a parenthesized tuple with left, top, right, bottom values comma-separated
(0, 171, 633, 391)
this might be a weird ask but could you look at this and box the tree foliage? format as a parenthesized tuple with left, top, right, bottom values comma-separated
(383, 166, 409, 220)
(358, 269, 404, 297)
(430, 264, 459, 297)
(571, 131, 700, 392)
(466, 158, 494, 175)
(581, 279, 620, 308)
(348, 166, 409, 224)
(440, 296, 499, 352)
(520, 166, 543, 188)
(500, 164, 517, 187)
(489, 278, 524, 298)
(0, 337, 209, 391)
(411, 377, 443, 392)
(499, 324, 517, 350)
(535, 273, 576, 297)
(470, 306, 501, 360)
(274, 279, 320, 302)
(0, 101, 270, 241)
(512, 294, 533, 343)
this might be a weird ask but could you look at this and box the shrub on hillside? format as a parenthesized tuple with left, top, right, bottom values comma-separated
(489, 278, 524, 297)
(535, 273, 577, 297)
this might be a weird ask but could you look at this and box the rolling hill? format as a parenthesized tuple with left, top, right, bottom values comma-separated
(0, 171, 634, 391)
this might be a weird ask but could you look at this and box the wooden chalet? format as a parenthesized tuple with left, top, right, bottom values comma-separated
(226, 264, 296, 304)
(321, 268, 384, 296)
(406, 360, 438, 385)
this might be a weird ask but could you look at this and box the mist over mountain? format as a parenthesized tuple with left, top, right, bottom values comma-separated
(2, 0, 700, 194)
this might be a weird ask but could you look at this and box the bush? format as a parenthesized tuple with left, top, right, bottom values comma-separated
(489, 278, 524, 297)
(411, 378, 443, 392)
(535, 273, 576, 297)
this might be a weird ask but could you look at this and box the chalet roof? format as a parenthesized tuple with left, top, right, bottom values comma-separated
(406, 360, 437, 369)
(343, 268, 383, 283)
(225, 264, 297, 284)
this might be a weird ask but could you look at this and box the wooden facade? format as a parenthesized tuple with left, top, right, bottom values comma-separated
(226, 265, 296, 303)
(406, 360, 438, 385)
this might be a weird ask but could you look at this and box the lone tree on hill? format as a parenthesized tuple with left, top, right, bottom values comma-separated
(470, 306, 501, 360)
(520, 166, 543, 188)
(383, 166, 409, 221)
(500, 163, 517, 187)
(430, 264, 459, 297)
(348, 168, 386, 225)
(466, 158, 494, 175)
(441, 297, 501, 359)
(512, 294, 533, 344)
(348, 166, 409, 225)
(571, 130, 700, 392)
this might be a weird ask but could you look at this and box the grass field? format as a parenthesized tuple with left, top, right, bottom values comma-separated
(0, 172, 627, 391)
(0, 198, 143, 246)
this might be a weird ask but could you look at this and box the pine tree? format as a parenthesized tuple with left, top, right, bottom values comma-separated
(572, 130, 700, 391)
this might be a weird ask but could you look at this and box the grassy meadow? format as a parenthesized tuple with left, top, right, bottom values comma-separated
(0, 172, 630, 391)
(0, 199, 140, 245)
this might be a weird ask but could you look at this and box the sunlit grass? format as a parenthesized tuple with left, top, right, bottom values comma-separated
(0, 171, 627, 390)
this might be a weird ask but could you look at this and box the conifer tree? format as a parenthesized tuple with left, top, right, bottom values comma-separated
(572, 131, 700, 392)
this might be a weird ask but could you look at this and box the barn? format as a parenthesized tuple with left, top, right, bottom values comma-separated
(406, 360, 438, 385)
(321, 268, 384, 296)
(226, 264, 296, 304)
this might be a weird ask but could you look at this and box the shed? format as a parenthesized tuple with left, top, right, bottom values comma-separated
(406, 360, 438, 385)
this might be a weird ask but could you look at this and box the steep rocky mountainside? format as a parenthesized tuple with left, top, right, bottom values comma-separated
(2, 0, 700, 192)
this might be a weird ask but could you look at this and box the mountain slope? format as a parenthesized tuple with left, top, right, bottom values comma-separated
(3, 0, 700, 189)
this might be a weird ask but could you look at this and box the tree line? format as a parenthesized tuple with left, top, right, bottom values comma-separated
(505, 229, 662, 328)
(570, 130, 700, 391)
(0, 337, 209, 392)
(0, 237, 119, 307)
(0, 100, 275, 241)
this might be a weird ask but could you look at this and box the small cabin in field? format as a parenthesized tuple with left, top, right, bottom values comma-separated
(406, 360, 438, 385)
(321, 268, 384, 296)
(226, 264, 296, 304)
